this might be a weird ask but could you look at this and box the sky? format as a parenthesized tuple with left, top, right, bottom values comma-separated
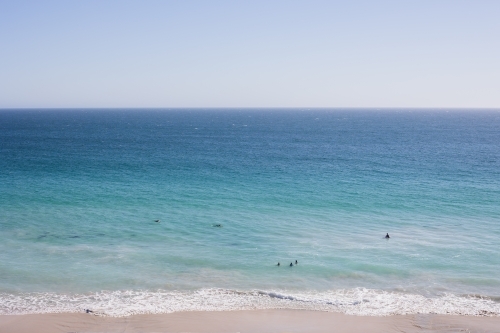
(0, 0, 499, 108)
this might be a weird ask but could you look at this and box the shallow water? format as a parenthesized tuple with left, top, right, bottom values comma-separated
(1, 109, 499, 316)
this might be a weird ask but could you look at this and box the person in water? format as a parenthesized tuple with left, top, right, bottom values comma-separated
(295, 260, 298, 265)
(290, 262, 293, 267)
(385, 233, 390, 239)
(277, 262, 280, 266)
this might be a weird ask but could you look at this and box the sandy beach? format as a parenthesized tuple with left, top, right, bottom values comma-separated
(1, 310, 499, 333)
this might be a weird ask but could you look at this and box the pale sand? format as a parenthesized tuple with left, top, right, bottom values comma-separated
(1, 310, 500, 333)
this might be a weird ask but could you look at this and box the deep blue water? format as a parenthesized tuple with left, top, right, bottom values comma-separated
(1, 109, 499, 316)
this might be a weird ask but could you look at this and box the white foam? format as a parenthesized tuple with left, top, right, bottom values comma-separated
(1, 288, 499, 317)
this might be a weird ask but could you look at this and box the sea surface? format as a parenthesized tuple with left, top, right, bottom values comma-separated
(1, 109, 499, 316)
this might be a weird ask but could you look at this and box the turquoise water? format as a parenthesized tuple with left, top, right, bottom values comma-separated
(1, 109, 499, 316)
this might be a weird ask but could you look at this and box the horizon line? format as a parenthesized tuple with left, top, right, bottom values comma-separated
(1, 107, 500, 110)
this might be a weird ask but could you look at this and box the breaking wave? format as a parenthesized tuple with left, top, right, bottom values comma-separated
(1, 288, 499, 317)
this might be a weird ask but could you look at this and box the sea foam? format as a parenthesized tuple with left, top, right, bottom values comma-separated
(1, 288, 499, 317)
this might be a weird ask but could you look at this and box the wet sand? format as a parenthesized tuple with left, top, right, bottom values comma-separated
(1, 310, 500, 333)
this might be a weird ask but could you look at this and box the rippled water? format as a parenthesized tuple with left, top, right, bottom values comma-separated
(1, 109, 499, 316)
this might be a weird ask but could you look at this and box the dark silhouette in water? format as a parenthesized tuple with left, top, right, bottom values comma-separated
(385, 233, 390, 239)
(295, 260, 298, 265)
(213, 224, 222, 227)
(290, 262, 293, 267)
(85, 309, 93, 314)
(154, 220, 160, 223)
(277, 262, 280, 266)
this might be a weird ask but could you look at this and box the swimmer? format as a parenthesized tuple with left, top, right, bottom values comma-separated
(290, 262, 293, 267)
(277, 262, 280, 266)
(154, 220, 160, 223)
(385, 233, 390, 239)
(295, 260, 298, 265)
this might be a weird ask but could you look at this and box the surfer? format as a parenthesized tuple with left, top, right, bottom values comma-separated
(385, 233, 390, 239)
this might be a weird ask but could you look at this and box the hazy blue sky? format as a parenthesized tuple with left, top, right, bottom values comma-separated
(1, 1, 499, 108)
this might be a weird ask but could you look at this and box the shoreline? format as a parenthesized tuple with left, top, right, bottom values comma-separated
(1, 310, 500, 333)
(3, 288, 500, 317)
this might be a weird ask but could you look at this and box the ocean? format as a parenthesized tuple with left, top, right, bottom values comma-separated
(1, 108, 499, 316)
